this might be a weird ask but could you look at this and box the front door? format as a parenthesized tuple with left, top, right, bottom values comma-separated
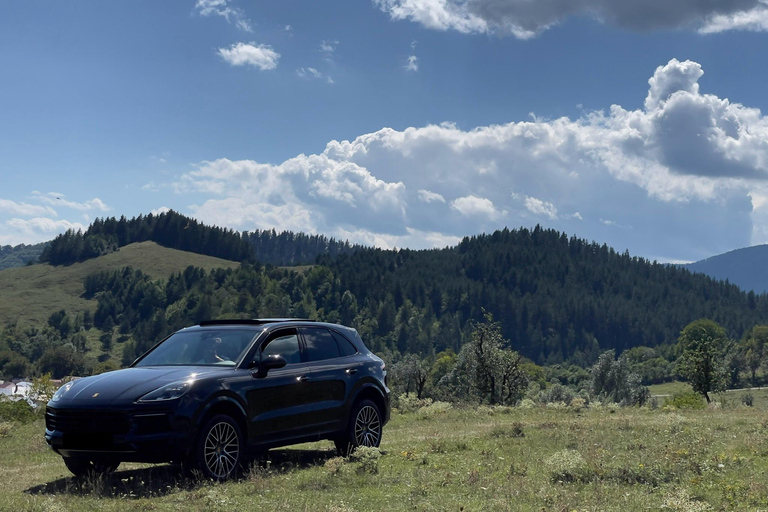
(245, 328, 313, 442)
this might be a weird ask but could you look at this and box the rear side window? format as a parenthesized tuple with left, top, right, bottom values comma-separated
(331, 331, 358, 357)
(301, 327, 340, 362)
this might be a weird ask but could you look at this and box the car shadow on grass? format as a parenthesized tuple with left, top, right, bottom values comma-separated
(24, 447, 339, 499)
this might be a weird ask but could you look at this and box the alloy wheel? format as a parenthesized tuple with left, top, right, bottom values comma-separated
(354, 405, 381, 447)
(203, 421, 240, 479)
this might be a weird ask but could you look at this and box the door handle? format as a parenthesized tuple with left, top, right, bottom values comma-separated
(345, 368, 358, 375)
(297, 375, 309, 383)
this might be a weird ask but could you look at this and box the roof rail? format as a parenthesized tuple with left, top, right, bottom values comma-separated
(198, 318, 315, 327)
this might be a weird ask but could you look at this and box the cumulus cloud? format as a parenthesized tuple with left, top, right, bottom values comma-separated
(524, 196, 558, 220)
(34, 192, 110, 212)
(405, 55, 419, 71)
(700, 3, 768, 33)
(0, 199, 56, 217)
(158, 59, 768, 260)
(195, 0, 252, 31)
(373, 0, 768, 37)
(451, 195, 505, 220)
(218, 43, 280, 70)
(418, 189, 446, 203)
(1, 217, 87, 245)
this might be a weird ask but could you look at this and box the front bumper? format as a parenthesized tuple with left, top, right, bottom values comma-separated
(45, 406, 194, 463)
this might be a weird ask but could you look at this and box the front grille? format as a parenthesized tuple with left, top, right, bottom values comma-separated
(46, 407, 130, 435)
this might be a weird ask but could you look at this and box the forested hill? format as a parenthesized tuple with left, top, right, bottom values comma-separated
(242, 229, 364, 266)
(35, 211, 363, 267)
(40, 211, 254, 265)
(5, 225, 768, 378)
(0, 242, 46, 270)
(322, 227, 768, 363)
(684, 245, 768, 294)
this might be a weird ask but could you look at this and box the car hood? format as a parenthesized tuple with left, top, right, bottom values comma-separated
(53, 366, 230, 404)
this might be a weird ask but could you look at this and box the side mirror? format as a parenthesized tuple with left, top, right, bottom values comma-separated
(252, 354, 287, 378)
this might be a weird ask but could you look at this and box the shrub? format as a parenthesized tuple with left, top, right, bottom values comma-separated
(665, 391, 706, 410)
(324, 457, 347, 476)
(545, 449, 592, 483)
(395, 393, 433, 413)
(415, 401, 451, 419)
(741, 393, 754, 407)
(0, 398, 37, 423)
(537, 383, 575, 406)
(518, 398, 536, 409)
(350, 446, 381, 474)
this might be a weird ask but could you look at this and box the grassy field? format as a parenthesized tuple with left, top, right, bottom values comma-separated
(3, 403, 768, 511)
(0, 242, 240, 329)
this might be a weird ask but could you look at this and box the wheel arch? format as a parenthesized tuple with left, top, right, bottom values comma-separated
(196, 395, 249, 442)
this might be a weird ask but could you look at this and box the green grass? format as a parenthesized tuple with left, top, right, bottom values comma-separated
(648, 381, 691, 397)
(0, 242, 240, 329)
(4, 404, 768, 511)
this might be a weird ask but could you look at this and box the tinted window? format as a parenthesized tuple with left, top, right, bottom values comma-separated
(261, 331, 301, 364)
(135, 329, 260, 367)
(331, 330, 357, 356)
(302, 327, 340, 362)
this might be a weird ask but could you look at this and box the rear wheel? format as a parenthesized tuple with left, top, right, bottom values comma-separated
(194, 414, 244, 481)
(63, 457, 120, 478)
(336, 399, 382, 455)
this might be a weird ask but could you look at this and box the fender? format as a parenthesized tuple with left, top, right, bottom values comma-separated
(194, 392, 249, 428)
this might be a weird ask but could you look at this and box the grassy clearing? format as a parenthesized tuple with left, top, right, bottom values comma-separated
(0, 242, 239, 329)
(4, 404, 768, 511)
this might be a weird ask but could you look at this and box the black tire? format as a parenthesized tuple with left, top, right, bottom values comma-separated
(336, 399, 382, 455)
(63, 457, 120, 478)
(194, 414, 244, 481)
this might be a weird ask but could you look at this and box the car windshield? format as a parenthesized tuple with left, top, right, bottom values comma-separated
(134, 328, 263, 367)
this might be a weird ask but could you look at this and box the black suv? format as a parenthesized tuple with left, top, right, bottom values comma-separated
(45, 319, 390, 480)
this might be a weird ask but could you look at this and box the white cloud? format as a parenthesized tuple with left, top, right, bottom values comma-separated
(195, 0, 252, 31)
(1, 217, 87, 245)
(524, 196, 558, 220)
(34, 192, 110, 212)
(405, 55, 419, 71)
(320, 40, 339, 53)
(418, 189, 446, 203)
(0, 199, 56, 217)
(218, 43, 280, 70)
(150, 206, 171, 216)
(700, 3, 768, 33)
(153, 59, 768, 261)
(373, 0, 768, 37)
(297, 67, 333, 83)
(450, 195, 505, 220)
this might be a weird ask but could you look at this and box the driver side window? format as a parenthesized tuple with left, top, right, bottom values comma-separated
(261, 330, 301, 365)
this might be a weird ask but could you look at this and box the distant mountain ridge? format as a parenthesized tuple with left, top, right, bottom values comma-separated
(684, 245, 768, 294)
(0, 242, 46, 270)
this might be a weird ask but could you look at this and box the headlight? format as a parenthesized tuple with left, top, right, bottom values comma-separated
(137, 381, 192, 402)
(50, 381, 74, 403)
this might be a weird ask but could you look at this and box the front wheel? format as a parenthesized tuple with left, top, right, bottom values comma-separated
(194, 414, 244, 481)
(63, 457, 120, 478)
(336, 399, 382, 456)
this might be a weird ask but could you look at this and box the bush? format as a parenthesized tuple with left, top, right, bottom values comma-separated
(0, 398, 37, 423)
(741, 393, 754, 407)
(665, 391, 706, 410)
(415, 401, 451, 419)
(537, 383, 575, 406)
(350, 446, 381, 474)
(394, 393, 433, 413)
(545, 449, 592, 483)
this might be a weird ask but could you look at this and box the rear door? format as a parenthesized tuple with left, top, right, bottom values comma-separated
(299, 327, 360, 433)
(244, 328, 314, 441)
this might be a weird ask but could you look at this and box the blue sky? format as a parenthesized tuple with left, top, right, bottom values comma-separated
(2, 0, 768, 263)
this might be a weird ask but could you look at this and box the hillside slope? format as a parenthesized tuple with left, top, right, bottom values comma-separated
(0, 241, 239, 328)
(684, 244, 768, 294)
